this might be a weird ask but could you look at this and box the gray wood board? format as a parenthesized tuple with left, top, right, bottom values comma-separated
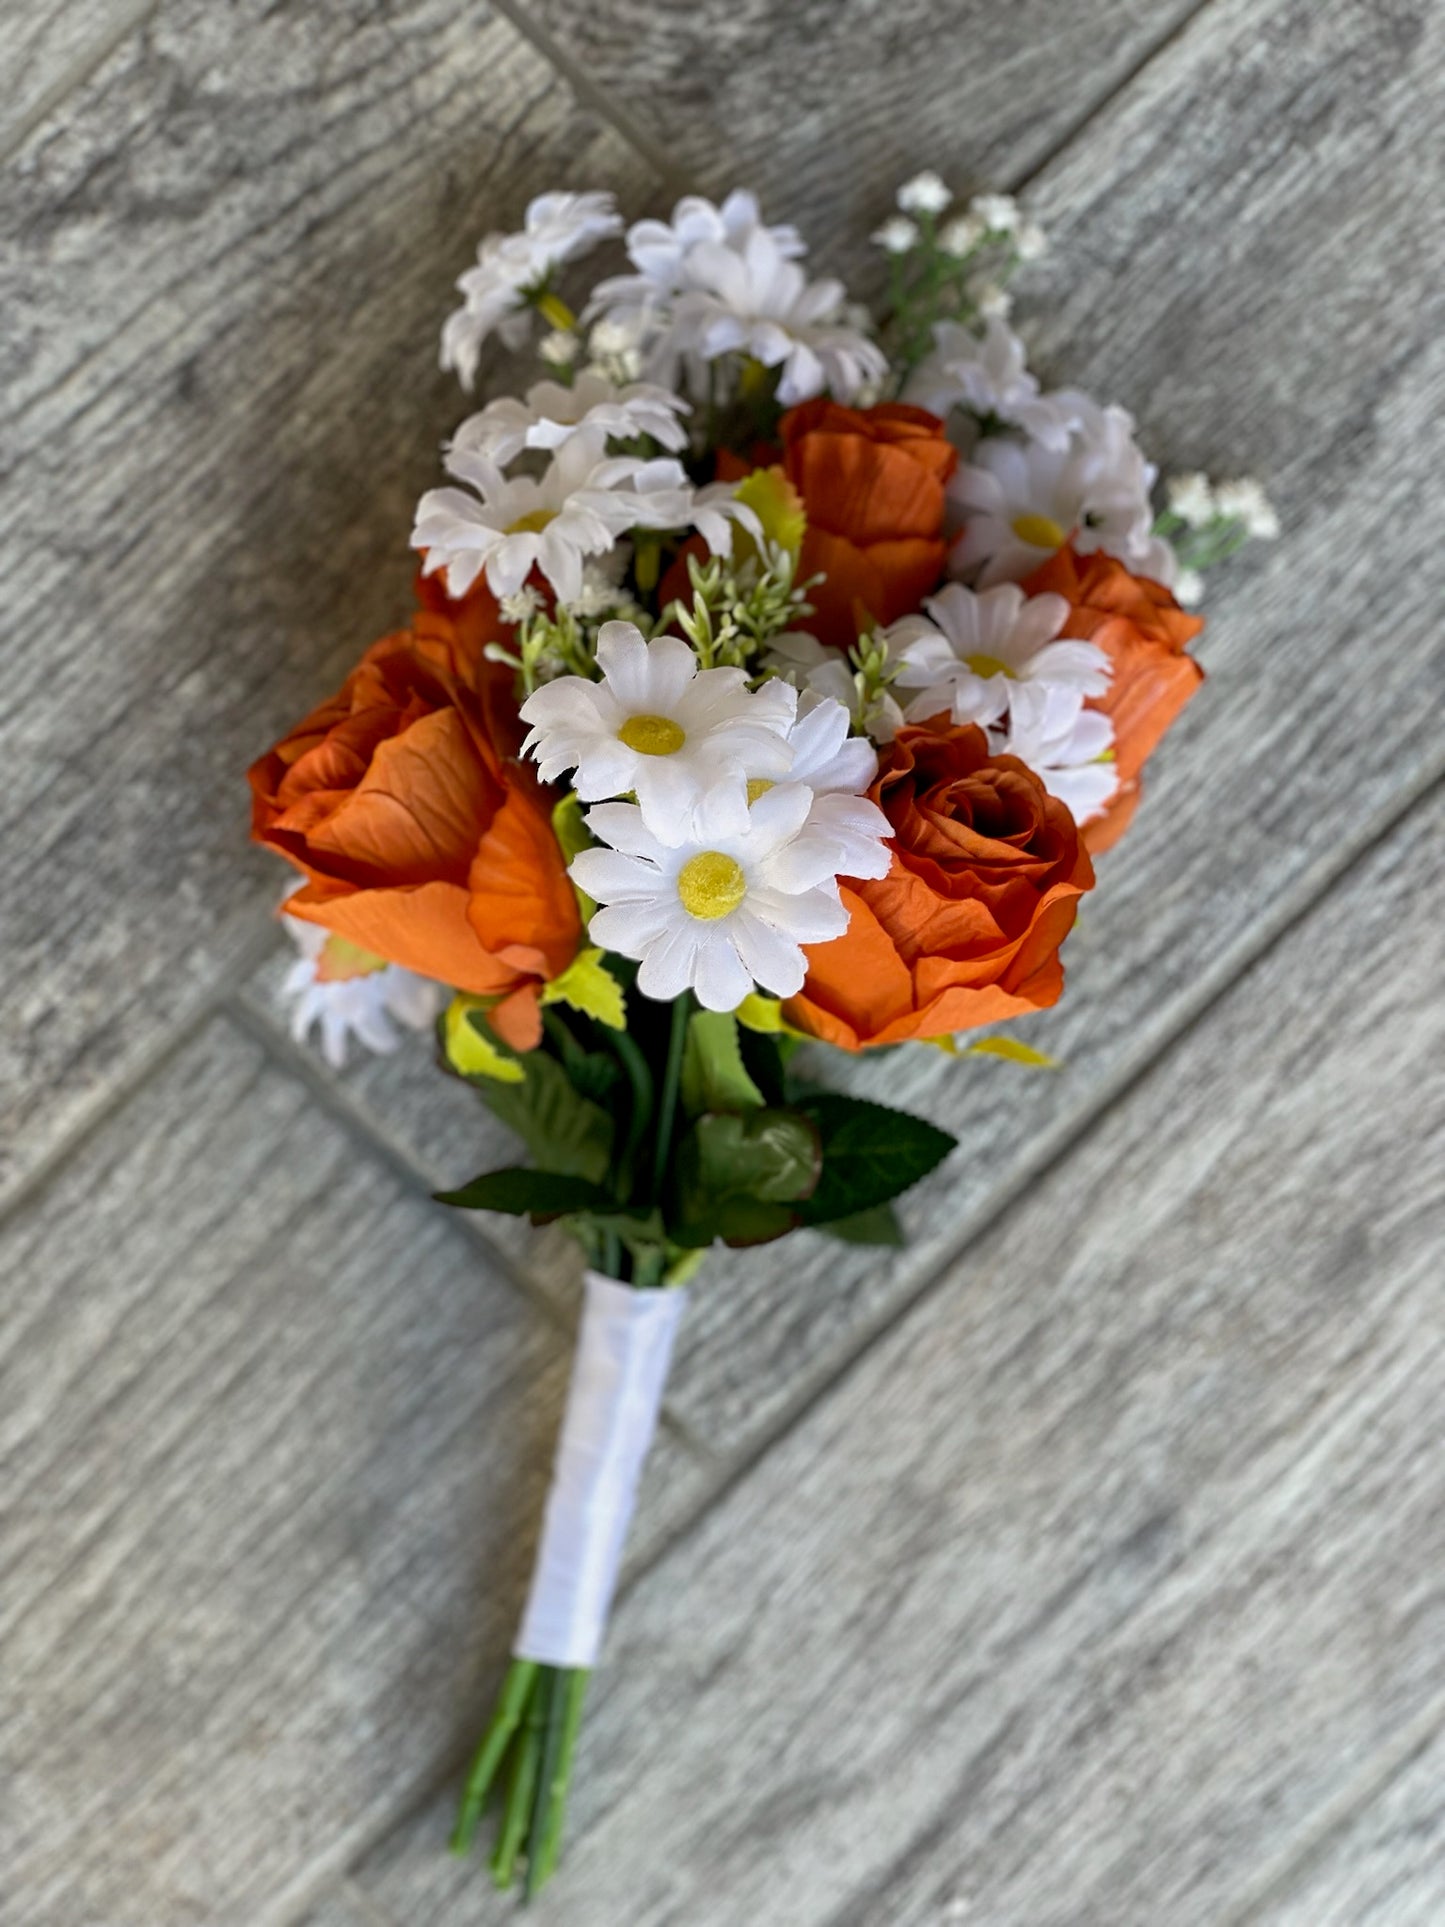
(0, 0, 661, 1207)
(353, 783, 1445, 1925)
(515, 0, 1209, 286)
(0, 1015, 708, 1927)
(237, 0, 1445, 1469)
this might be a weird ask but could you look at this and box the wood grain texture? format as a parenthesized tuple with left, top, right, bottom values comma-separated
(1253, 1725, 1445, 1926)
(515, 0, 1207, 285)
(353, 784, 1445, 1926)
(0, 0, 660, 1207)
(0, 1015, 707, 1927)
(0, 0, 145, 160)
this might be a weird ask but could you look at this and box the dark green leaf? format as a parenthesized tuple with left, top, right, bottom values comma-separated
(680, 1010, 765, 1117)
(817, 1201, 906, 1247)
(796, 1094, 955, 1224)
(472, 1049, 613, 1184)
(671, 1107, 822, 1247)
(435, 1169, 617, 1217)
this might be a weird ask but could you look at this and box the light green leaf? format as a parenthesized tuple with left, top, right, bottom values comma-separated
(552, 791, 596, 919)
(962, 1036, 1060, 1069)
(443, 995, 525, 1084)
(680, 1010, 764, 1116)
(474, 1050, 614, 1184)
(540, 947, 626, 1029)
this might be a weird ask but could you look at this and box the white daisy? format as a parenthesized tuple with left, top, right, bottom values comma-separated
(998, 684, 1118, 825)
(519, 621, 796, 837)
(764, 630, 906, 745)
(572, 785, 850, 1010)
(897, 171, 952, 216)
(949, 404, 1174, 587)
(590, 190, 884, 405)
(280, 913, 444, 1070)
(890, 581, 1110, 731)
(440, 191, 623, 389)
(906, 319, 1080, 449)
(413, 431, 655, 604)
(449, 373, 689, 466)
(756, 693, 893, 883)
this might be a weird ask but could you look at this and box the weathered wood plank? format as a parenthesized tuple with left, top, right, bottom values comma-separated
(0, 1016, 707, 1927)
(515, 0, 1207, 283)
(352, 785, 1443, 1924)
(0, 0, 144, 161)
(1252, 1724, 1445, 1926)
(0, 0, 661, 1206)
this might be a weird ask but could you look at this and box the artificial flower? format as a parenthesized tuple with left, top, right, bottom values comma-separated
(889, 580, 1110, 731)
(949, 402, 1174, 587)
(519, 621, 796, 837)
(249, 634, 579, 1047)
(969, 191, 1020, 235)
(905, 319, 1086, 451)
(782, 717, 1094, 1048)
(1214, 476, 1280, 539)
(781, 398, 957, 648)
(760, 693, 893, 882)
(449, 373, 689, 465)
(1165, 471, 1217, 528)
(440, 191, 622, 388)
(996, 684, 1118, 824)
(572, 784, 849, 1011)
(873, 216, 921, 254)
(940, 212, 986, 258)
(1023, 544, 1204, 850)
(896, 171, 952, 216)
(280, 910, 445, 1069)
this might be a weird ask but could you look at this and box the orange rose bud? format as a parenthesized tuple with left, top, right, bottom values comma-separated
(1023, 545, 1204, 853)
(780, 399, 957, 650)
(783, 718, 1093, 1049)
(248, 631, 579, 1051)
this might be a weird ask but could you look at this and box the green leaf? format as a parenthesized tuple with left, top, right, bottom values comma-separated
(436, 1169, 617, 1217)
(540, 947, 626, 1029)
(672, 1107, 822, 1247)
(961, 1035, 1060, 1069)
(552, 791, 596, 919)
(475, 1049, 613, 1184)
(680, 1010, 764, 1117)
(796, 1093, 955, 1225)
(818, 1201, 906, 1247)
(442, 995, 526, 1084)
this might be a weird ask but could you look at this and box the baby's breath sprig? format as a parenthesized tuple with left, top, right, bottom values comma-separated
(1154, 472, 1280, 603)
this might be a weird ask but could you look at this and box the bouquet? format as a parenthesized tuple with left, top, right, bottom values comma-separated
(249, 172, 1275, 1897)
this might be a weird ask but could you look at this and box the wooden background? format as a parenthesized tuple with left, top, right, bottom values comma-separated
(2, 1, 1443, 1921)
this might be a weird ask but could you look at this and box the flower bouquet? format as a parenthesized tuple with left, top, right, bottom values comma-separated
(249, 173, 1274, 1897)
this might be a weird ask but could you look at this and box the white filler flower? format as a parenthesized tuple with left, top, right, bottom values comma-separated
(890, 581, 1110, 732)
(572, 786, 850, 1010)
(519, 622, 796, 836)
(950, 402, 1174, 586)
(450, 374, 690, 465)
(440, 191, 623, 388)
(280, 914, 444, 1070)
(896, 171, 952, 216)
(906, 319, 1082, 449)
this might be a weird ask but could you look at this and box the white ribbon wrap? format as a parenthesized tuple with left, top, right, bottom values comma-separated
(514, 1272, 687, 1670)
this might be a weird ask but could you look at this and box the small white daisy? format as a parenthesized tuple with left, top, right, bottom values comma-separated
(949, 403, 1174, 587)
(413, 431, 655, 604)
(572, 785, 850, 1010)
(998, 684, 1118, 824)
(1166, 471, 1217, 528)
(872, 215, 921, 255)
(440, 191, 623, 390)
(906, 319, 1078, 449)
(280, 913, 444, 1070)
(889, 581, 1111, 732)
(449, 373, 690, 466)
(519, 621, 796, 837)
(1214, 476, 1280, 539)
(897, 171, 953, 216)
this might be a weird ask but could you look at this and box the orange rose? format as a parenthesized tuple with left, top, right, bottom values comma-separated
(1023, 545, 1204, 852)
(783, 718, 1093, 1049)
(249, 626, 579, 1050)
(780, 400, 956, 649)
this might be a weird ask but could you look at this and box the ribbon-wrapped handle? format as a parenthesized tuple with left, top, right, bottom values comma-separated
(514, 1272, 687, 1670)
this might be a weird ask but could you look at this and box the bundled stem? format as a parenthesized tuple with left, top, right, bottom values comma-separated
(452, 1657, 590, 1898)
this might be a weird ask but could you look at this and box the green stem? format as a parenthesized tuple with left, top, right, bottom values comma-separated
(651, 992, 693, 1206)
(608, 1024, 654, 1204)
(529, 1671, 589, 1896)
(451, 1658, 539, 1854)
(491, 1677, 547, 1888)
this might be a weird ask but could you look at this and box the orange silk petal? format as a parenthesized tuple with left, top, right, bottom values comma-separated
(284, 878, 519, 997)
(467, 785, 581, 981)
(308, 708, 500, 886)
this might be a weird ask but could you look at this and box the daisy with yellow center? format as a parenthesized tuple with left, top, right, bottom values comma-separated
(519, 621, 796, 842)
(571, 785, 849, 1011)
(890, 581, 1110, 735)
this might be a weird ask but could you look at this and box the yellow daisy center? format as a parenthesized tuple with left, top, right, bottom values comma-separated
(1010, 511, 1066, 549)
(506, 508, 556, 534)
(964, 653, 1014, 680)
(677, 851, 747, 921)
(745, 778, 775, 804)
(618, 713, 686, 756)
